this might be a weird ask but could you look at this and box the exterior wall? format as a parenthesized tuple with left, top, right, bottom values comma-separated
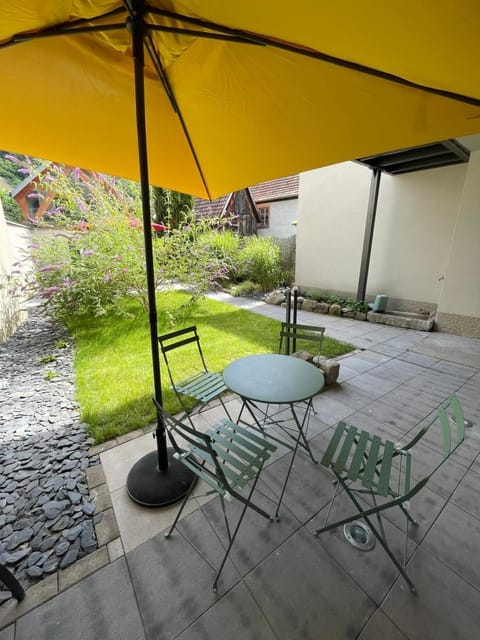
(436, 149, 480, 337)
(296, 160, 467, 313)
(257, 198, 298, 238)
(296, 163, 370, 292)
(0, 203, 33, 343)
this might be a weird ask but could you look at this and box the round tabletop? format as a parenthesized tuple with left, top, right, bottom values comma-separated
(223, 354, 325, 404)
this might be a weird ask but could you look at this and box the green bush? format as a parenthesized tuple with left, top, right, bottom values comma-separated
(230, 280, 264, 297)
(0, 189, 23, 223)
(196, 229, 241, 283)
(237, 236, 282, 291)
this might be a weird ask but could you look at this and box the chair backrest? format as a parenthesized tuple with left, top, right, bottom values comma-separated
(279, 322, 325, 357)
(321, 394, 466, 502)
(401, 393, 465, 459)
(158, 325, 208, 383)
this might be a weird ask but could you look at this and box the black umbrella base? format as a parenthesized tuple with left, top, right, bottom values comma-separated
(126, 449, 197, 507)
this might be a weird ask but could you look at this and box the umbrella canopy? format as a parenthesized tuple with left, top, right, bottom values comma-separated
(2, 1, 480, 199)
(3, 1, 480, 507)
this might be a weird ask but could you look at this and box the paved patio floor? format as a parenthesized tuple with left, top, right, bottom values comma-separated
(2, 294, 480, 639)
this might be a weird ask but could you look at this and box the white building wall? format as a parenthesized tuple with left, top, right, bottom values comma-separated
(296, 160, 467, 310)
(436, 149, 480, 336)
(257, 198, 298, 238)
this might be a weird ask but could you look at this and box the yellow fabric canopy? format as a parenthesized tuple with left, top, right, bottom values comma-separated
(2, 1, 480, 198)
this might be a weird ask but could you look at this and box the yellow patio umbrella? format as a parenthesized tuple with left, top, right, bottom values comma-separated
(2, 1, 480, 506)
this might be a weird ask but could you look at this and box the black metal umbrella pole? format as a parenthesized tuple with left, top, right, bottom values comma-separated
(125, 5, 196, 507)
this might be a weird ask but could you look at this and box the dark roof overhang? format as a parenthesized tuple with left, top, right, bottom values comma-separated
(356, 139, 470, 175)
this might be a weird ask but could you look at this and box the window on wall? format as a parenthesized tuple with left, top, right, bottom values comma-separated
(258, 205, 270, 229)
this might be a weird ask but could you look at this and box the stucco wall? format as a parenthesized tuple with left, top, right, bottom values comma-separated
(0, 203, 33, 343)
(436, 149, 480, 337)
(296, 160, 467, 310)
(257, 198, 298, 238)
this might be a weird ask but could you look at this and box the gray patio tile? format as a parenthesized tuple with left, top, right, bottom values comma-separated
(0, 626, 14, 640)
(311, 392, 357, 426)
(404, 369, 464, 398)
(245, 527, 374, 640)
(353, 350, 392, 365)
(382, 331, 427, 350)
(398, 351, 438, 368)
(450, 468, 480, 520)
(346, 372, 400, 398)
(326, 382, 377, 410)
(309, 492, 417, 605)
(429, 359, 478, 381)
(15, 559, 145, 640)
(260, 432, 337, 523)
(367, 359, 425, 384)
(337, 363, 362, 383)
(382, 547, 480, 640)
(127, 509, 241, 640)
(370, 343, 406, 358)
(197, 484, 301, 577)
(335, 354, 378, 373)
(357, 610, 409, 639)
(176, 582, 276, 640)
(422, 502, 480, 590)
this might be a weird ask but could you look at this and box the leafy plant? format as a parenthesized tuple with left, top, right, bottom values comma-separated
(44, 370, 59, 380)
(230, 281, 264, 297)
(237, 236, 282, 291)
(55, 340, 69, 348)
(39, 354, 57, 363)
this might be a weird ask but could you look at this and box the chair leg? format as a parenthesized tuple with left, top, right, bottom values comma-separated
(0, 565, 25, 602)
(213, 472, 267, 592)
(165, 477, 197, 538)
(314, 476, 417, 594)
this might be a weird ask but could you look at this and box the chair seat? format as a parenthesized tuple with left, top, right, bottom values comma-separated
(175, 371, 228, 404)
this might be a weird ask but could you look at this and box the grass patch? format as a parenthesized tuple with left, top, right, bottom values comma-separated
(67, 291, 354, 443)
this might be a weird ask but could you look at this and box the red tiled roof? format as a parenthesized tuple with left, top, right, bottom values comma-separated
(249, 174, 299, 202)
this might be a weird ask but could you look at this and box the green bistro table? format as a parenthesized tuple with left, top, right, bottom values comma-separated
(223, 354, 325, 516)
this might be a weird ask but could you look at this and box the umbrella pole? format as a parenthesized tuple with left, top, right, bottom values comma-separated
(126, 10, 196, 507)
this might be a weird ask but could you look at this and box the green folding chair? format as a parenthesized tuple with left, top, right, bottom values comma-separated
(158, 325, 232, 425)
(314, 394, 467, 593)
(154, 400, 278, 592)
(278, 322, 325, 358)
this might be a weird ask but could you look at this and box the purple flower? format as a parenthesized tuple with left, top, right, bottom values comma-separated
(44, 175, 55, 182)
(62, 277, 75, 287)
(5, 154, 18, 162)
(17, 167, 31, 175)
(38, 264, 62, 272)
(27, 243, 40, 249)
(83, 249, 94, 256)
(39, 286, 60, 298)
(27, 192, 39, 199)
(74, 167, 81, 180)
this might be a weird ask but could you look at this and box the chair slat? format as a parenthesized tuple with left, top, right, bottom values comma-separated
(321, 422, 347, 467)
(361, 435, 381, 489)
(211, 425, 270, 462)
(437, 407, 452, 457)
(333, 426, 358, 474)
(377, 440, 396, 496)
(347, 430, 370, 480)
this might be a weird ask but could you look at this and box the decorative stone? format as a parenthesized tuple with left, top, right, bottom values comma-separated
(265, 291, 286, 305)
(312, 356, 340, 385)
(301, 299, 319, 312)
(329, 303, 342, 316)
(316, 302, 330, 314)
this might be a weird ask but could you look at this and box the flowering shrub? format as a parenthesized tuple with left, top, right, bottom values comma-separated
(2, 157, 233, 319)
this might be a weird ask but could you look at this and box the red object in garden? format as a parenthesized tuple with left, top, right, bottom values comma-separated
(151, 222, 167, 232)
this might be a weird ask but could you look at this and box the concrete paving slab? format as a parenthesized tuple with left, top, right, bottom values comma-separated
(357, 610, 409, 639)
(382, 547, 480, 640)
(15, 559, 145, 640)
(411, 332, 480, 368)
(245, 527, 375, 640)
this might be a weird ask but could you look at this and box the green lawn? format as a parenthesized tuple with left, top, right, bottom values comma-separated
(67, 291, 354, 443)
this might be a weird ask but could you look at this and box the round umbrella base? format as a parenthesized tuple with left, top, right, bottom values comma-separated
(127, 449, 197, 507)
